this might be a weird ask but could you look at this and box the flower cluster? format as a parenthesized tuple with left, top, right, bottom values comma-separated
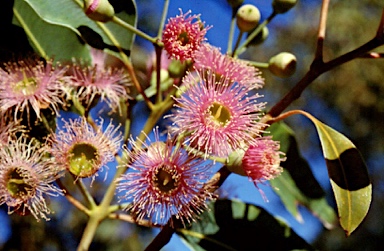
(0, 54, 132, 124)
(115, 9, 285, 225)
(0, 7, 284, 228)
(0, 52, 130, 220)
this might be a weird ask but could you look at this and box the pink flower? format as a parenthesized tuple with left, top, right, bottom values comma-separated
(169, 70, 265, 158)
(162, 10, 209, 62)
(0, 116, 24, 147)
(49, 117, 122, 180)
(242, 136, 285, 185)
(193, 43, 264, 89)
(66, 62, 131, 113)
(116, 130, 215, 226)
(0, 137, 63, 220)
(0, 58, 67, 121)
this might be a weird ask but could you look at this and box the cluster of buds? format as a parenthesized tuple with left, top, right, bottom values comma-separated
(233, 1, 298, 78)
(0, 50, 130, 220)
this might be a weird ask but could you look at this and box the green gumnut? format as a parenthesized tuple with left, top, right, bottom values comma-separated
(168, 59, 188, 78)
(236, 4, 261, 32)
(268, 52, 297, 78)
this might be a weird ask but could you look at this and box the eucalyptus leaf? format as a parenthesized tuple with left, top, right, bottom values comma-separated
(13, 0, 136, 62)
(296, 110, 372, 236)
(13, 0, 91, 61)
(178, 199, 314, 251)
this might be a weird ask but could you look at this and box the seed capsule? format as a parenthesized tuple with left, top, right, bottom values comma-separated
(236, 4, 261, 32)
(84, 0, 115, 22)
(268, 52, 297, 78)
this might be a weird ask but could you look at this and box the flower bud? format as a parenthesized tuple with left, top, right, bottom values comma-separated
(226, 148, 247, 176)
(268, 52, 297, 78)
(168, 59, 188, 78)
(247, 26, 269, 46)
(84, 0, 115, 22)
(236, 4, 261, 32)
(272, 0, 297, 14)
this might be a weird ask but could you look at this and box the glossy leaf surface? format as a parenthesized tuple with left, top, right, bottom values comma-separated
(296, 110, 372, 236)
(13, 0, 136, 62)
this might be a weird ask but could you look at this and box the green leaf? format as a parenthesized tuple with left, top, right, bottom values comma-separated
(296, 110, 372, 236)
(178, 199, 314, 251)
(268, 122, 337, 229)
(13, 0, 91, 61)
(271, 171, 337, 229)
(13, 0, 136, 62)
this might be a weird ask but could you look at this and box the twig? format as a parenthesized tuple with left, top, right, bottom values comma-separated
(268, 9, 384, 118)
(94, 19, 155, 109)
(124, 59, 154, 110)
(157, 0, 170, 38)
(155, 44, 163, 104)
(74, 176, 97, 209)
(376, 8, 384, 40)
(56, 179, 89, 214)
(231, 31, 244, 57)
(314, 0, 330, 61)
(112, 16, 158, 44)
(226, 9, 238, 55)
(359, 52, 384, 58)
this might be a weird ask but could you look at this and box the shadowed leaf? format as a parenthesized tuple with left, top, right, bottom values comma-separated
(178, 199, 314, 251)
(268, 122, 337, 229)
(296, 110, 372, 236)
(13, 0, 136, 62)
(13, 0, 91, 61)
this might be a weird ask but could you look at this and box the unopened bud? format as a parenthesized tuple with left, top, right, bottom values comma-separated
(168, 59, 188, 78)
(226, 148, 247, 176)
(236, 4, 261, 32)
(268, 52, 297, 78)
(272, 0, 297, 14)
(247, 26, 269, 46)
(84, 0, 115, 22)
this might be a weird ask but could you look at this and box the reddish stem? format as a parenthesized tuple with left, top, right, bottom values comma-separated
(268, 36, 383, 118)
